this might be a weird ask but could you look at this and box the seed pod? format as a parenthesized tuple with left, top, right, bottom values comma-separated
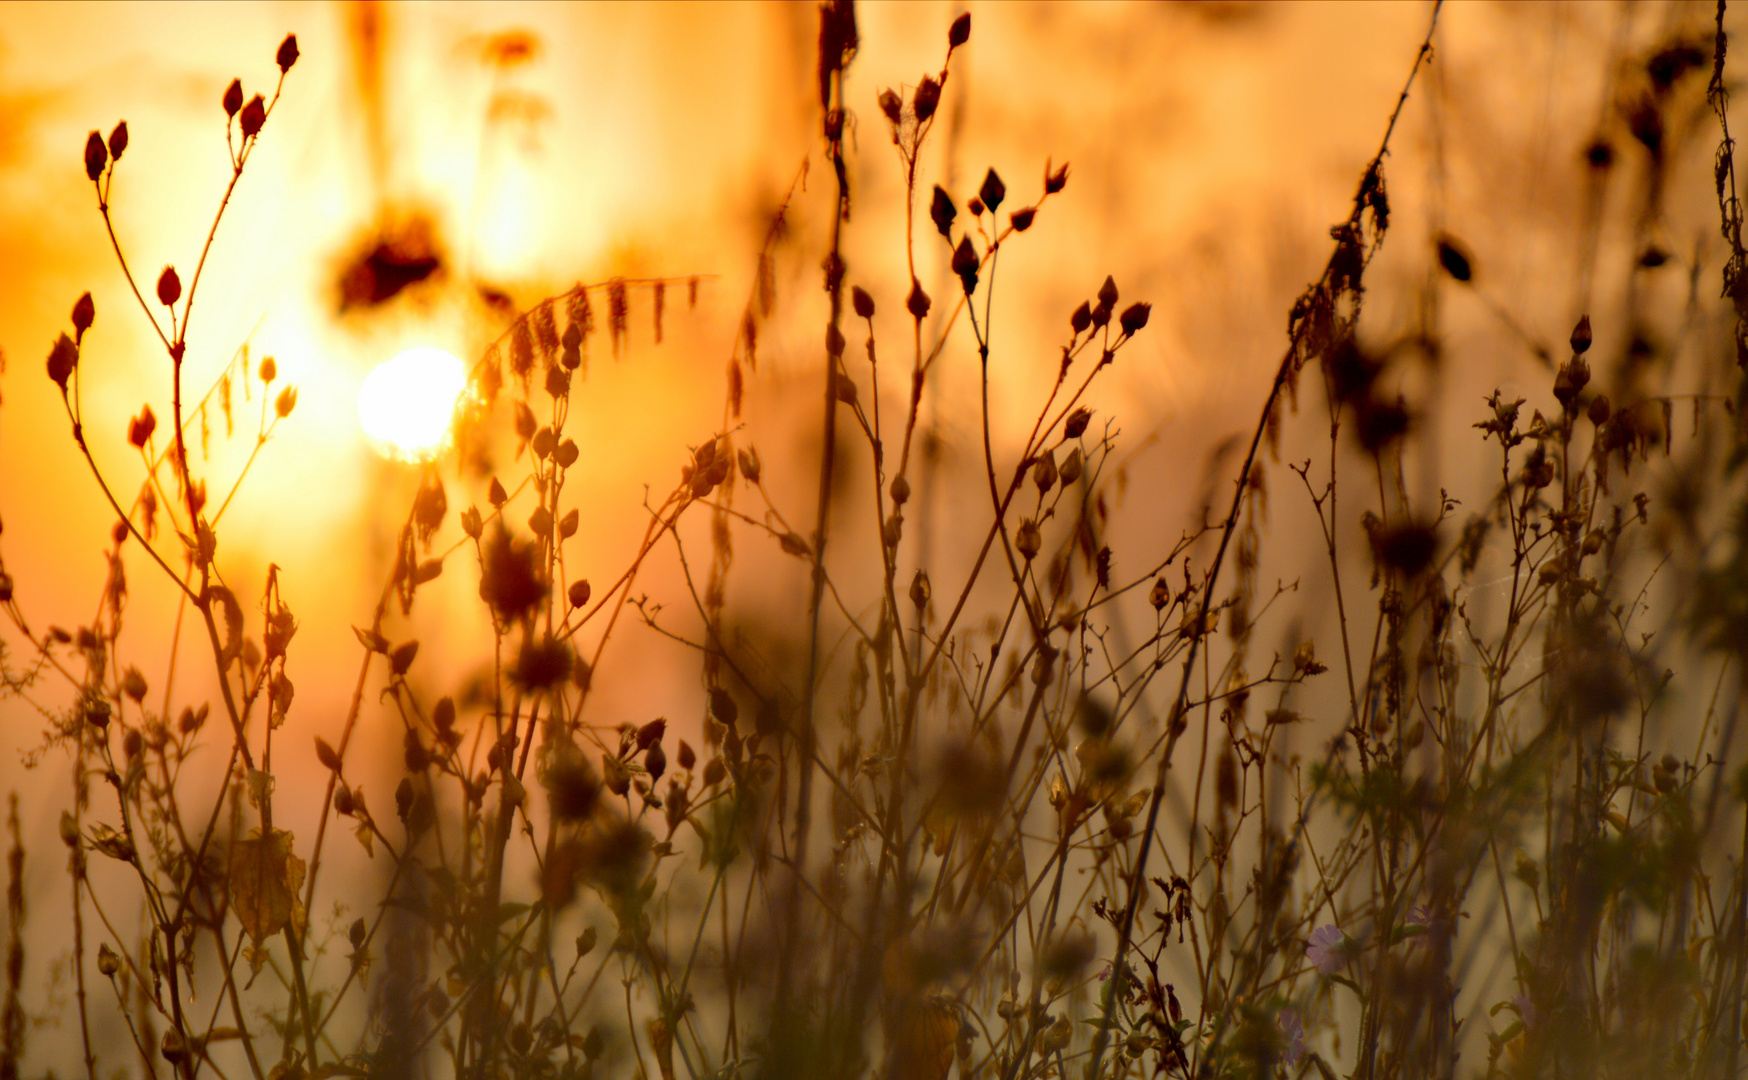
(835, 371, 858, 405)
(240, 94, 266, 138)
(84, 130, 107, 181)
(677, 740, 695, 771)
(1033, 450, 1057, 493)
(107, 121, 128, 162)
(128, 406, 157, 448)
(890, 474, 910, 505)
(259, 355, 276, 383)
(1016, 519, 1041, 560)
(645, 740, 666, 782)
(906, 278, 931, 319)
(334, 785, 355, 816)
(97, 944, 120, 977)
(948, 12, 970, 48)
(703, 759, 726, 786)
(737, 447, 761, 484)
(46, 333, 77, 392)
(315, 736, 342, 772)
(1570, 314, 1593, 355)
(223, 79, 243, 118)
(709, 688, 738, 725)
(1069, 302, 1092, 335)
(72, 292, 95, 342)
(1150, 577, 1169, 609)
(460, 506, 483, 539)
(1044, 159, 1070, 195)
(1587, 393, 1611, 426)
(569, 579, 591, 608)
(852, 285, 875, 319)
(489, 477, 508, 507)
(1097, 275, 1119, 310)
(930, 185, 957, 238)
(276, 33, 300, 73)
(953, 236, 979, 295)
(966, 196, 983, 216)
(1058, 446, 1082, 484)
(1119, 302, 1151, 335)
(1064, 408, 1092, 439)
(559, 509, 579, 538)
(878, 88, 902, 125)
(555, 439, 579, 468)
(1010, 207, 1036, 232)
(978, 168, 1006, 213)
(532, 427, 555, 459)
(156, 266, 181, 307)
(122, 666, 147, 702)
(909, 569, 931, 608)
(913, 75, 941, 122)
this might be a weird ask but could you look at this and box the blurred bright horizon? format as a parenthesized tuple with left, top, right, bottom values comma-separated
(0, 0, 1727, 880)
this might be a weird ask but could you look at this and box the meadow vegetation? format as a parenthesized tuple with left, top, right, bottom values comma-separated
(4, 4, 1748, 1079)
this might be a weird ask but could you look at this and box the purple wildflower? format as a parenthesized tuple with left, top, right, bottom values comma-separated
(1277, 1007, 1305, 1067)
(1306, 924, 1346, 975)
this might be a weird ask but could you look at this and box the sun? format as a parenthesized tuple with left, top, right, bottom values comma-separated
(357, 346, 468, 459)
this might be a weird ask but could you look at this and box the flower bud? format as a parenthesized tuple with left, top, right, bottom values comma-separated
(1010, 207, 1036, 232)
(909, 569, 931, 609)
(84, 131, 107, 181)
(97, 944, 120, 977)
(223, 79, 243, 118)
(890, 474, 911, 505)
(107, 121, 128, 162)
(240, 94, 266, 138)
(72, 292, 95, 343)
(47, 333, 77, 392)
(978, 168, 1006, 214)
(1587, 394, 1611, 426)
(913, 76, 941, 122)
(878, 88, 902, 125)
(259, 355, 276, 383)
(489, 477, 508, 507)
(275, 385, 297, 418)
(851, 285, 875, 319)
(1119, 302, 1151, 336)
(930, 185, 957, 238)
(1044, 159, 1070, 195)
(1033, 450, 1057, 493)
(906, 278, 931, 319)
(1570, 314, 1592, 355)
(1058, 446, 1082, 484)
(952, 236, 979, 295)
(1016, 519, 1041, 560)
(1097, 275, 1119, 310)
(737, 447, 761, 483)
(277, 33, 300, 73)
(128, 406, 157, 449)
(156, 266, 181, 308)
(1064, 408, 1092, 439)
(1070, 302, 1092, 335)
(569, 579, 591, 608)
(948, 12, 970, 48)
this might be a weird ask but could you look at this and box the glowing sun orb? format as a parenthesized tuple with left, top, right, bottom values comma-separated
(357, 347, 467, 459)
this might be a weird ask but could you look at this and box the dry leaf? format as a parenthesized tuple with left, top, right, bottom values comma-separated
(229, 828, 306, 944)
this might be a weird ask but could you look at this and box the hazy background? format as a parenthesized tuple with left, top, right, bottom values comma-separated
(0, 0, 1734, 1068)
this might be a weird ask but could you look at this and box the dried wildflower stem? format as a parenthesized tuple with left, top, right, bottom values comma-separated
(1089, 5, 1441, 1073)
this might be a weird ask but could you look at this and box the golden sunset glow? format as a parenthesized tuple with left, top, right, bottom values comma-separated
(356, 346, 466, 459)
(3, 4, 1746, 1077)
